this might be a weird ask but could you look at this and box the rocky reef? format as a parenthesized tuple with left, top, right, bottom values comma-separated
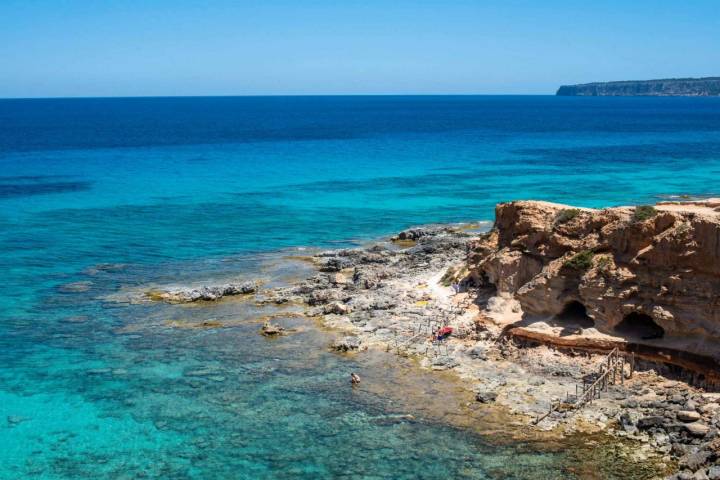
(557, 77, 720, 96)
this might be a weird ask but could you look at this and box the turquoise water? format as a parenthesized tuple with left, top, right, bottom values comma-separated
(1, 95, 719, 478)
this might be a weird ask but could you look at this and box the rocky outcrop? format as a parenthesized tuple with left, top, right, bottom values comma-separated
(147, 282, 257, 303)
(467, 200, 720, 359)
(331, 336, 363, 352)
(557, 77, 720, 96)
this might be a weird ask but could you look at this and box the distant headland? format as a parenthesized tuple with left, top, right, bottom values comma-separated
(556, 77, 720, 96)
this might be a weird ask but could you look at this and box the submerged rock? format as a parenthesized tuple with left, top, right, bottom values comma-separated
(58, 281, 93, 293)
(331, 336, 362, 352)
(7, 416, 30, 427)
(61, 315, 89, 323)
(261, 322, 285, 336)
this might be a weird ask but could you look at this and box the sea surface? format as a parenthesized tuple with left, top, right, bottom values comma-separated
(1, 95, 719, 479)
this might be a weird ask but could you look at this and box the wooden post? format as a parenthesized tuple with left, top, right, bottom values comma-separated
(607, 353, 611, 375)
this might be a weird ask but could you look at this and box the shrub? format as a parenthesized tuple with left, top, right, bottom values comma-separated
(632, 205, 657, 222)
(596, 255, 612, 272)
(563, 250, 594, 270)
(555, 208, 581, 225)
(440, 266, 458, 286)
(675, 222, 691, 238)
(440, 265, 468, 286)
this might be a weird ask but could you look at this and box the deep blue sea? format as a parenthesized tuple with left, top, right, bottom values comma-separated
(1, 95, 719, 479)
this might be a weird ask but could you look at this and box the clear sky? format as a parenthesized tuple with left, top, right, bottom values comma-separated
(1, 0, 718, 97)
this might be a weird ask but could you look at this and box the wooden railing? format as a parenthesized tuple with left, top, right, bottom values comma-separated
(533, 348, 635, 425)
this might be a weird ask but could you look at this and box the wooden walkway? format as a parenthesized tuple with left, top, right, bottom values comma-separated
(533, 347, 635, 425)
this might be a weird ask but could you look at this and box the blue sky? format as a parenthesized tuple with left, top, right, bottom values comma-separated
(1, 0, 718, 97)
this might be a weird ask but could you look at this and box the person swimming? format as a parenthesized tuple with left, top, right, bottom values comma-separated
(350, 372, 361, 385)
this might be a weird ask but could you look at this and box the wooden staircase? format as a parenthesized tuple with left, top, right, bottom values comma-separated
(533, 347, 634, 425)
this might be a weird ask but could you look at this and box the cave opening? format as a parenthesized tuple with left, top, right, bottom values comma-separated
(556, 301, 594, 328)
(615, 312, 665, 340)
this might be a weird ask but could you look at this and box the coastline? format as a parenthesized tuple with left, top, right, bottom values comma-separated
(138, 214, 714, 478)
(138, 202, 720, 478)
(283, 220, 713, 479)
(98, 231, 668, 478)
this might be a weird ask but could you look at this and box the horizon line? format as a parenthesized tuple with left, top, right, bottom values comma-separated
(0, 93, 559, 101)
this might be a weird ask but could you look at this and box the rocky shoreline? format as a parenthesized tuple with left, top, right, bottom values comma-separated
(146, 201, 720, 479)
(268, 210, 719, 478)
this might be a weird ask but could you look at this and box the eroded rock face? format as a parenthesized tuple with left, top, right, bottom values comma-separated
(467, 200, 720, 355)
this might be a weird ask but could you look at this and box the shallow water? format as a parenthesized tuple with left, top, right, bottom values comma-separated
(2, 95, 717, 478)
(0, 255, 664, 479)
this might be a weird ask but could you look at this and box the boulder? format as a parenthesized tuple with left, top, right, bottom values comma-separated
(329, 273, 348, 285)
(393, 228, 430, 242)
(331, 336, 362, 352)
(467, 344, 487, 360)
(261, 322, 284, 336)
(320, 257, 353, 272)
(707, 466, 720, 480)
(619, 412, 639, 433)
(431, 356, 459, 370)
(323, 302, 350, 315)
(685, 422, 710, 437)
(475, 390, 498, 403)
(308, 289, 340, 306)
(680, 450, 711, 471)
(638, 416, 665, 429)
(678, 410, 703, 423)
(694, 470, 710, 480)
(669, 471, 695, 480)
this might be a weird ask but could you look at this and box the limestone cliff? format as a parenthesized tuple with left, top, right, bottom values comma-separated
(467, 200, 720, 359)
(556, 77, 720, 96)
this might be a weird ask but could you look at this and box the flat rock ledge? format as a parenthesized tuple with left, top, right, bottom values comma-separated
(147, 281, 257, 303)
